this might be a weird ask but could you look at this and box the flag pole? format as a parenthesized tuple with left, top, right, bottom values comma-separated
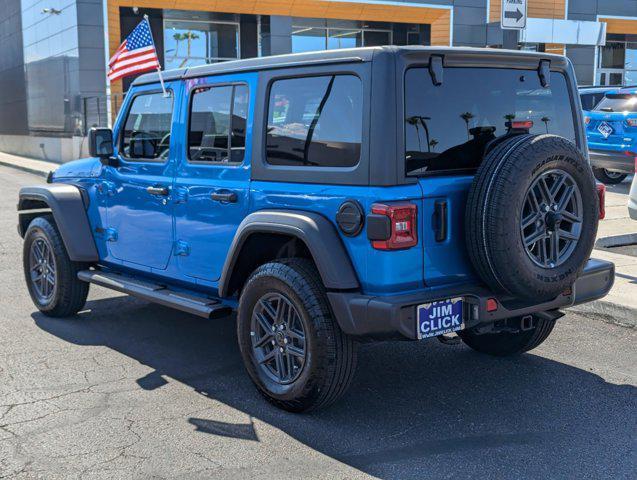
(144, 15, 168, 97)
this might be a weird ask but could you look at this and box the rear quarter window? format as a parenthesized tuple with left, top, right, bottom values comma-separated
(404, 68, 576, 176)
(265, 75, 363, 168)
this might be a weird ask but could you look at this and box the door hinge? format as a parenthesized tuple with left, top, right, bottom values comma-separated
(97, 181, 116, 196)
(105, 228, 118, 242)
(174, 187, 189, 204)
(174, 240, 191, 256)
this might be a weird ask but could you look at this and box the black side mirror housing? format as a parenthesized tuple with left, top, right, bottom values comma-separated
(88, 127, 117, 166)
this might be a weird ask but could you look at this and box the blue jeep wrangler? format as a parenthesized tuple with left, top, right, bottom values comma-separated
(18, 47, 615, 412)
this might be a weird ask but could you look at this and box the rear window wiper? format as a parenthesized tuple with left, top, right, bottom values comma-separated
(599, 107, 613, 112)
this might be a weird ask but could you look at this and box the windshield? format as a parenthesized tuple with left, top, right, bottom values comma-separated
(405, 68, 576, 176)
(594, 94, 637, 113)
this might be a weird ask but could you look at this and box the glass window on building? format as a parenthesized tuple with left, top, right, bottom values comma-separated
(290, 19, 395, 53)
(597, 35, 637, 86)
(164, 19, 239, 70)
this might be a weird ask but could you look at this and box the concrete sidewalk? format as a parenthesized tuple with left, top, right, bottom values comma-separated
(0, 151, 59, 178)
(571, 180, 637, 327)
(1, 151, 635, 327)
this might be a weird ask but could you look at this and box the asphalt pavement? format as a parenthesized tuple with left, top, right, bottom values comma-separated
(0, 165, 635, 479)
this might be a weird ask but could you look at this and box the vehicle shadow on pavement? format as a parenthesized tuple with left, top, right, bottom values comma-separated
(33, 296, 636, 479)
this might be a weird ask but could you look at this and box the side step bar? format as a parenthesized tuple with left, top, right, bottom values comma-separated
(77, 270, 232, 319)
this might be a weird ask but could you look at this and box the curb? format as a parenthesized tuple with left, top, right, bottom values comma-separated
(596, 233, 637, 249)
(568, 300, 636, 329)
(0, 159, 50, 178)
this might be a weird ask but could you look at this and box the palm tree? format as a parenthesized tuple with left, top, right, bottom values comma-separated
(460, 112, 474, 139)
(172, 31, 200, 68)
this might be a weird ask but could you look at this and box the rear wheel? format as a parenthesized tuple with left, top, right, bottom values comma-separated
(23, 216, 89, 317)
(592, 167, 627, 185)
(459, 314, 556, 356)
(237, 258, 357, 412)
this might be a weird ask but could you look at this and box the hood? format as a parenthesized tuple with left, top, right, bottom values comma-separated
(52, 157, 102, 180)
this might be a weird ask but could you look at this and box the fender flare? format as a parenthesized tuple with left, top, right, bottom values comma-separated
(18, 184, 99, 262)
(219, 210, 359, 297)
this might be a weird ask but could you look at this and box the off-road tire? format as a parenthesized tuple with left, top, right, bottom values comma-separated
(23, 215, 89, 317)
(466, 134, 599, 301)
(459, 315, 557, 356)
(237, 258, 357, 412)
(592, 167, 628, 185)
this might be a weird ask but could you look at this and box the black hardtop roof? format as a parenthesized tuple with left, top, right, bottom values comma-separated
(131, 45, 567, 86)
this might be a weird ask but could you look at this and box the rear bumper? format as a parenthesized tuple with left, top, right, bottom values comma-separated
(589, 150, 634, 174)
(328, 259, 615, 339)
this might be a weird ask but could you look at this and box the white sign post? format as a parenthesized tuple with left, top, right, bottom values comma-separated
(501, 0, 527, 30)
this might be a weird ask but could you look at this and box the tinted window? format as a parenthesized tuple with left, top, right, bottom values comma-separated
(266, 75, 362, 167)
(405, 68, 576, 176)
(595, 94, 637, 112)
(189, 84, 248, 163)
(581, 91, 613, 111)
(121, 92, 173, 160)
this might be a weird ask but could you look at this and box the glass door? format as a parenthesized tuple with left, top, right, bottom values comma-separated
(597, 69, 624, 86)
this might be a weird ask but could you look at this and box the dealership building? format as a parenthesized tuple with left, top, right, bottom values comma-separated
(1, 0, 637, 161)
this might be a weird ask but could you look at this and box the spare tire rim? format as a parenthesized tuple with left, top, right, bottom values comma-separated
(29, 237, 57, 303)
(250, 292, 307, 385)
(521, 169, 583, 268)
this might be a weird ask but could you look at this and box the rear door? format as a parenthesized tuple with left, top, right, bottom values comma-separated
(173, 73, 255, 281)
(404, 66, 578, 286)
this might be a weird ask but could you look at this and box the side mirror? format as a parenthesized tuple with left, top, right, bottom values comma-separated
(89, 127, 117, 166)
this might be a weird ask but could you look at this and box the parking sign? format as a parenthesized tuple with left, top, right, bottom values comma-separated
(501, 0, 527, 30)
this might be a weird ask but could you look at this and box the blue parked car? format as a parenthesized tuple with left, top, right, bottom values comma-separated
(18, 47, 614, 411)
(585, 87, 637, 184)
(578, 85, 618, 112)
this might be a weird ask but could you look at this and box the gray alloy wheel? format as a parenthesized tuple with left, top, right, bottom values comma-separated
(520, 169, 583, 268)
(28, 237, 57, 303)
(250, 292, 307, 385)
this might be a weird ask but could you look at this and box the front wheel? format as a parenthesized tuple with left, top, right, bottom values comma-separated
(23, 216, 89, 317)
(458, 314, 556, 357)
(237, 258, 357, 412)
(592, 167, 628, 185)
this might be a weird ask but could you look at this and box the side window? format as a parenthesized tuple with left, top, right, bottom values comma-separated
(120, 92, 173, 161)
(188, 84, 248, 163)
(266, 75, 362, 167)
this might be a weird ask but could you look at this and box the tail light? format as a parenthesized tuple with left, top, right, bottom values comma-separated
(626, 118, 637, 127)
(596, 183, 606, 220)
(511, 120, 533, 129)
(584, 116, 591, 125)
(370, 203, 417, 250)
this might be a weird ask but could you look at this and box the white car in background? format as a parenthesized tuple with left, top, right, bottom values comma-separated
(629, 173, 637, 220)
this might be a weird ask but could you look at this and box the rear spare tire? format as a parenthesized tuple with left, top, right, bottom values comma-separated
(466, 134, 598, 301)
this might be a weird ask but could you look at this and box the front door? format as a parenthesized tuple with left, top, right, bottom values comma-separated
(173, 75, 253, 281)
(105, 84, 180, 270)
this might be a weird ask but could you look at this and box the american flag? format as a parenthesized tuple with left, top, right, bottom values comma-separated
(108, 18, 160, 81)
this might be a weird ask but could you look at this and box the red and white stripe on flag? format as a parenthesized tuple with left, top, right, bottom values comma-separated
(108, 18, 160, 81)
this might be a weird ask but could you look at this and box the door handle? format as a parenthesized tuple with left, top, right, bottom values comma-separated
(146, 186, 169, 196)
(210, 191, 238, 203)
